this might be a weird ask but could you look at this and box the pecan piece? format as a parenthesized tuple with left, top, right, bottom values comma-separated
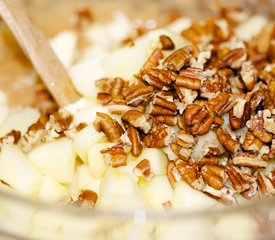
(122, 110, 152, 134)
(133, 159, 154, 181)
(208, 92, 234, 115)
(46, 109, 73, 134)
(174, 75, 201, 90)
(232, 152, 267, 168)
(216, 127, 240, 153)
(203, 186, 236, 205)
(197, 157, 220, 166)
(242, 132, 263, 152)
(167, 161, 181, 188)
(202, 165, 225, 190)
(223, 48, 247, 69)
(141, 68, 173, 90)
(163, 45, 193, 71)
(101, 143, 127, 168)
(229, 99, 251, 129)
(124, 82, 154, 106)
(153, 116, 177, 126)
(149, 95, 177, 116)
(159, 35, 175, 50)
(74, 190, 98, 208)
(240, 61, 256, 91)
(184, 104, 213, 135)
(0, 130, 21, 146)
(246, 111, 273, 143)
(226, 168, 250, 193)
(143, 125, 170, 148)
(142, 48, 164, 69)
(127, 126, 143, 157)
(250, 89, 273, 112)
(94, 112, 124, 142)
(256, 172, 275, 196)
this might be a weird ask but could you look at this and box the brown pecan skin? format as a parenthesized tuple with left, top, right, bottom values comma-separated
(124, 83, 154, 106)
(202, 165, 225, 190)
(127, 127, 143, 157)
(159, 35, 175, 50)
(216, 128, 240, 153)
(229, 101, 251, 129)
(101, 143, 127, 168)
(163, 45, 193, 71)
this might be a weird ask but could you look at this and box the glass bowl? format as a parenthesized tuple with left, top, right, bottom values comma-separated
(0, 0, 274, 239)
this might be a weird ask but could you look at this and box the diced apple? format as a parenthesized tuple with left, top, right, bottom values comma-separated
(87, 142, 114, 178)
(156, 219, 214, 240)
(138, 176, 173, 211)
(73, 125, 104, 162)
(50, 31, 77, 68)
(28, 138, 75, 183)
(172, 181, 219, 211)
(0, 144, 42, 196)
(214, 214, 258, 240)
(97, 168, 147, 210)
(0, 106, 40, 137)
(0, 90, 8, 127)
(38, 176, 68, 202)
(137, 148, 168, 175)
(69, 55, 106, 99)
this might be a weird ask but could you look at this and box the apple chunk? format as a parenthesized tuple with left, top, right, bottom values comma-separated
(0, 144, 42, 196)
(28, 138, 75, 184)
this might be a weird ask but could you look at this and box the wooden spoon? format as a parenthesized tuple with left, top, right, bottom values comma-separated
(0, 0, 80, 107)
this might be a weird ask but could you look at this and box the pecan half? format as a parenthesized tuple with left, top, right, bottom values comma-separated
(101, 143, 127, 168)
(202, 165, 225, 190)
(216, 128, 240, 153)
(127, 126, 143, 157)
(232, 152, 267, 168)
(159, 35, 175, 50)
(167, 161, 181, 188)
(133, 159, 154, 181)
(242, 132, 263, 152)
(226, 168, 250, 193)
(223, 48, 247, 69)
(122, 110, 152, 134)
(184, 104, 213, 135)
(94, 112, 124, 142)
(143, 125, 170, 148)
(246, 111, 273, 143)
(141, 68, 173, 90)
(142, 48, 164, 69)
(163, 45, 193, 71)
(208, 92, 234, 115)
(240, 61, 256, 91)
(124, 82, 154, 106)
(229, 99, 251, 129)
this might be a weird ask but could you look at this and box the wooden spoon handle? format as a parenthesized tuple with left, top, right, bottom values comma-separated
(0, 0, 80, 107)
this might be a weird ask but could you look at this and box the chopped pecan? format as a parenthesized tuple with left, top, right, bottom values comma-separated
(141, 68, 173, 90)
(184, 104, 213, 135)
(162, 200, 172, 210)
(94, 112, 124, 142)
(246, 111, 273, 143)
(127, 126, 143, 157)
(229, 99, 251, 129)
(269, 138, 275, 159)
(142, 48, 164, 69)
(197, 157, 220, 166)
(179, 67, 206, 80)
(96, 77, 128, 98)
(101, 143, 127, 168)
(262, 109, 275, 134)
(0, 130, 21, 146)
(175, 159, 203, 190)
(223, 48, 247, 69)
(256, 171, 275, 196)
(133, 159, 154, 181)
(122, 110, 152, 134)
(159, 35, 175, 50)
(240, 61, 256, 91)
(143, 125, 170, 148)
(46, 109, 73, 134)
(75, 190, 98, 208)
(232, 152, 267, 168)
(167, 161, 181, 188)
(242, 132, 263, 152)
(208, 92, 234, 115)
(97, 92, 112, 105)
(174, 75, 201, 90)
(203, 185, 236, 205)
(226, 168, 250, 193)
(201, 165, 225, 190)
(124, 82, 154, 106)
(216, 127, 240, 153)
(256, 23, 274, 54)
(204, 146, 224, 157)
(149, 95, 177, 116)
(241, 181, 258, 200)
(163, 45, 193, 71)
(153, 116, 177, 126)
(200, 79, 225, 99)
(174, 86, 198, 104)
(249, 89, 273, 112)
